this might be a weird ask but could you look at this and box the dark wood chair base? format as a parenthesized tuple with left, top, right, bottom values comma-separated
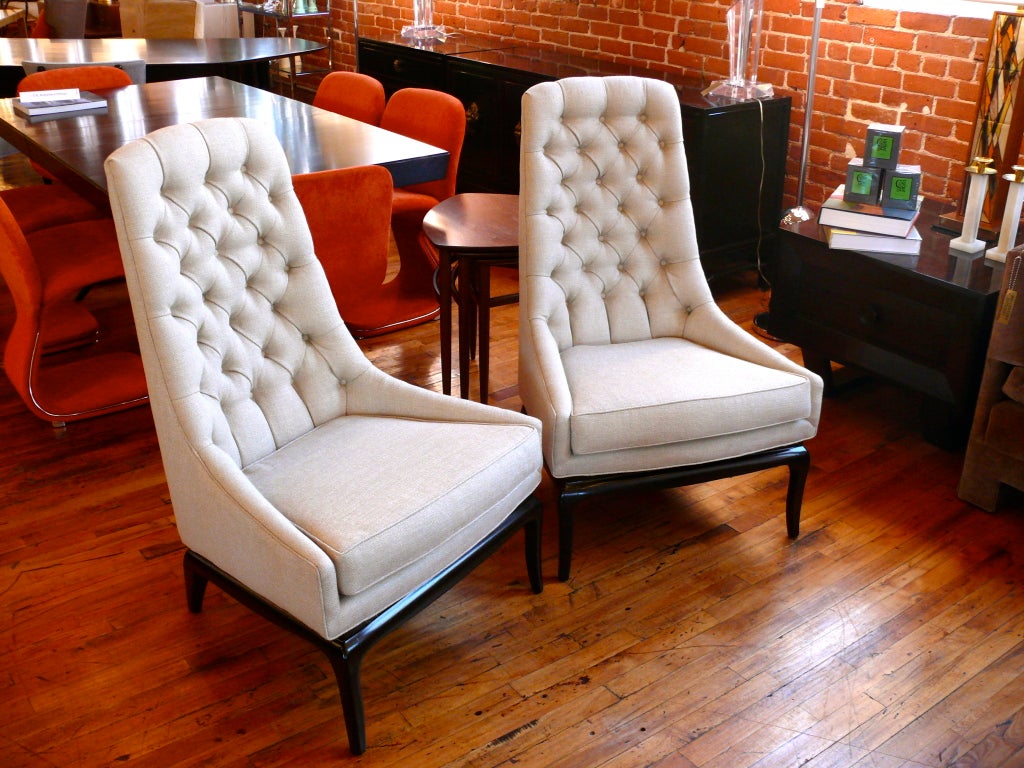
(554, 444, 810, 581)
(184, 495, 543, 755)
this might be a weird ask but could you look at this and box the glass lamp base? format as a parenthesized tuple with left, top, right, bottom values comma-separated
(702, 79, 774, 101)
(401, 24, 447, 39)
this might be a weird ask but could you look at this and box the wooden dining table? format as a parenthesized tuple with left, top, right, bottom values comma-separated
(0, 37, 326, 96)
(0, 75, 449, 208)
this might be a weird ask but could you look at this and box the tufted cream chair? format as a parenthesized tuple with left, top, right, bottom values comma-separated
(519, 76, 823, 580)
(103, 117, 544, 755)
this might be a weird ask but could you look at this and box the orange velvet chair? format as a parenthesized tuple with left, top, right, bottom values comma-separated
(0, 184, 106, 235)
(0, 184, 111, 351)
(312, 71, 386, 126)
(0, 199, 148, 426)
(293, 165, 400, 335)
(346, 87, 464, 337)
(18, 66, 135, 184)
(18, 64, 135, 93)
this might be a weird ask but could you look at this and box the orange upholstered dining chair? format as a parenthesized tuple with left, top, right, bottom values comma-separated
(293, 165, 395, 334)
(17, 65, 136, 184)
(344, 87, 465, 337)
(0, 199, 148, 426)
(312, 71, 386, 126)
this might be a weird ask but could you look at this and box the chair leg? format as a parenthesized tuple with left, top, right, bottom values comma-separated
(325, 650, 368, 756)
(183, 550, 208, 614)
(525, 513, 543, 594)
(785, 445, 811, 539)
(557, 492, 576, 582)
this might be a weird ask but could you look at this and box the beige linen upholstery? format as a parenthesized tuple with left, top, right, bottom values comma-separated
(103, 117, 543, 755)
(519, 76, 823, 578)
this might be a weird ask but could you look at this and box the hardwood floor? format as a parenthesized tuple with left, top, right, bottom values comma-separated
(1, 173, 1023, 766)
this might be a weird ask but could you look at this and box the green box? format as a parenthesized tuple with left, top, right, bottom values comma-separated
(879, 164, 921, 210)
(864, 123, 904, 170)
(844, 159, 882, 204)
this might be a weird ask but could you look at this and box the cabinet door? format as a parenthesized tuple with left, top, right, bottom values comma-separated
(358, 39, 445, 96)
(446, 62, 545, 193)
(446, 65, 505, 192)
(681, 98, 790, 278)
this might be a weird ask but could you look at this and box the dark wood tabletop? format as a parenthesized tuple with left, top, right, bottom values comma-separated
(0, 37, 325, 95)
(0, 76, 449, 207)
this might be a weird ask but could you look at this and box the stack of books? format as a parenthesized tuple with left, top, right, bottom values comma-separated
(819, 123, 924, 257)
(820, 183, 924, 255)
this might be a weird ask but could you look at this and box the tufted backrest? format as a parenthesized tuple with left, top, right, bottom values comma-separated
(519, 76, 714, 350)
(104, 118, 373, 470)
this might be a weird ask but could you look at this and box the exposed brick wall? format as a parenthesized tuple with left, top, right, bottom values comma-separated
(347, 0, 1001, 208)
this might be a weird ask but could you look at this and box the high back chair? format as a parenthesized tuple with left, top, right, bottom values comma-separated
(518, 76, 824, 580)
(0, 199, 147, 426)
(343, 87, 464, 336)
(312, 71, 386, 125)
(102, 117, 544, 755)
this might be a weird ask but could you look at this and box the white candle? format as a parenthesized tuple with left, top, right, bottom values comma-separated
(987, 165, 1024, 263)
(951, 157, 996, 254)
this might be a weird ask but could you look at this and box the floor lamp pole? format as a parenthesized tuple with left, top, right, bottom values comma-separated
(783, 0, 824, 222)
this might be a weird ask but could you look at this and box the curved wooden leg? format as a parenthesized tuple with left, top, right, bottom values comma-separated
(785, 445, 811, 539)
(557, 493, 575, 582)
(524, 510, 543, 594)
(326, 649, 368, 756)
(183, 550, 208, 614)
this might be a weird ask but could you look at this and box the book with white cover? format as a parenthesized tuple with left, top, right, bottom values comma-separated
(826, 225, 923, 256)
(13, 88, 107, 118)
(818, 184, 922, 237)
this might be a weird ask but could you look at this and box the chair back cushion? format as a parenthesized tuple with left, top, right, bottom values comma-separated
(519, 76, 713, 350)
(19, 62, 143, 89)
(380, 87, 465, 201)
(104, 117, 372, 469)
(313, 71, 386, 126)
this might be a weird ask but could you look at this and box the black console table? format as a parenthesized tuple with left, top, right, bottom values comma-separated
(762, 200, 1003, 449)
(358, 34, 791, 280)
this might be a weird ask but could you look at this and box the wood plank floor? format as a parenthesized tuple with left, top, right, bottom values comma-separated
(2, 166, 1023, 766)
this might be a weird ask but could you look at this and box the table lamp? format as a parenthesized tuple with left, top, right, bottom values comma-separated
(703, 0, 773, 101)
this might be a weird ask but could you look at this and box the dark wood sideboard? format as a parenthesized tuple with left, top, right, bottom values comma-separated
(762, 199, 1003, 450)
(358, 33, 791, 280)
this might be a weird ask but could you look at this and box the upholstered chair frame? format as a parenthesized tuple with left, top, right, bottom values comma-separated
(103, 117, 544, 755)
(518, 77, 823, 580)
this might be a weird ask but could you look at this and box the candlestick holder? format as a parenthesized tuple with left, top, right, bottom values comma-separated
(951, 157, 997, 254)
(987, 165, 1024, 263)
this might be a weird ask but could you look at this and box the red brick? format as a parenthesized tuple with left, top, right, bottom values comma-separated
(851, 64, 903, 89)
(644, 13, 676, 32)
(872, 47, 895, 68)
(845, 6, 897, 28)
(903, 72, 956, 98)
(900, 12, 952, 34)
(952, 16, 992, 39)
(864, 28, 916, 50)
(916, 33, 975, 59)
(821, 19, 863, 44)
(920, 56, 949, 78)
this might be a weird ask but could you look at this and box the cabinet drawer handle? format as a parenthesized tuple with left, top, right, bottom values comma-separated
(859, 304, 880, 326)
(466, 101, 480, 125)
(514, 121, 522, 146)
(392, 58, 404, 73)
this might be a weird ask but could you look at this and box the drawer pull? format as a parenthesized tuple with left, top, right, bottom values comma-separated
(392, 58, 404, 73)
(859, 305, 880, 325)
(466, 101, 480, 125)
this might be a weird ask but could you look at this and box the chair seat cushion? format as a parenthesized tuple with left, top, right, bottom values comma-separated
(243, 415, 540, 596)
(563, 337, 813, 456)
